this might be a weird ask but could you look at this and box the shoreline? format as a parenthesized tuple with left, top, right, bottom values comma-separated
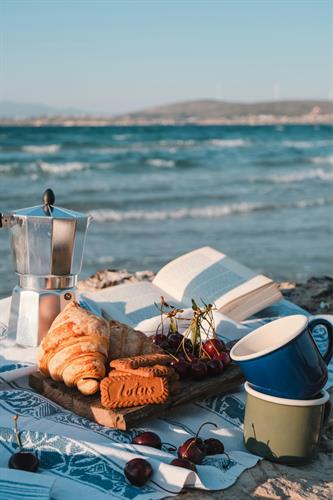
(1, 116, 333, 127)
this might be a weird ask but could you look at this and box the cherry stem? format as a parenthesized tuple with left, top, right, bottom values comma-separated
(150, 479, 181, 494)
(13, 415, 22, 449)
(222, 452, 231, 469)
(195, 421, 218, 439)
(161, 442, 177, 452)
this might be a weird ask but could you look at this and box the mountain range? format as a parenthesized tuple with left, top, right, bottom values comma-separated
(0, 99, 332, 125)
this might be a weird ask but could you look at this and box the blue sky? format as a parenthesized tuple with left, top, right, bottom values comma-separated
(1, 0, 332, 114)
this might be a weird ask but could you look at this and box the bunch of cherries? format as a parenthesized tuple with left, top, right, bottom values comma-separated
(125, 422, 229, 488)
(152, 298, 231, 381)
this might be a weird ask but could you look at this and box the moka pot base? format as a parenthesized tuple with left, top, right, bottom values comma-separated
(9, 274, 77, 348)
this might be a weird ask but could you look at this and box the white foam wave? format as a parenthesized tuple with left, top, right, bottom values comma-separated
(39, 161, 86, 174)
(311, 155, 333, 165)
(113, 134, 130, 141)
(264, 168, 333, 183)
(147, 158, 175, 168)
(159, 140, 196, 147)
(95, 256, 114, 264)
(0, 165, 11, 173)
(284, 140, 333, 149)
(22, 144, 60, 154)
(209, 139, 249, 148)
(283, 140, 313, 149)
(90, 198, 330, 223)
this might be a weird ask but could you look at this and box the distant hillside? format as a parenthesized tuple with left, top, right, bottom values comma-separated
(119, 99, 333, 120)
(0, 100, 85, 118)
(0, 99, 332, 125)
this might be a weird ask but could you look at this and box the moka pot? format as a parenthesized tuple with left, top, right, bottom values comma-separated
(0, 189, 92, 346)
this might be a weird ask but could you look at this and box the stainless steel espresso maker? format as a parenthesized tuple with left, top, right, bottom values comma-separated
(0, 189, 91, 347)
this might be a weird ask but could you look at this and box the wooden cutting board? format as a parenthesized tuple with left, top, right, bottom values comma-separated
(29, 365, 244, 430)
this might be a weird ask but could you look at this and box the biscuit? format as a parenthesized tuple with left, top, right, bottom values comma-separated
(100, 374, 169, 408)
(110, 353, 172, 371)
(108, 368, 179, 382)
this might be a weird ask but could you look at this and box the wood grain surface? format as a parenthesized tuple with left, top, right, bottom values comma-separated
(29, 364, 245, 430)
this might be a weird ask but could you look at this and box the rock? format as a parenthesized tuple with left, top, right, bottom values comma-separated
(78, 269, 155, 292)
(279, 277, 333, 314)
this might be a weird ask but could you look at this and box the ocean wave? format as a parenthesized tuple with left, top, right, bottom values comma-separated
(252, 168, 333, 184)
(90, 198, 331, 223)
(283, 140, 313, 149)
(38, 161, 86, 174)
(310, 155, 333, 165)
(209, 139, 249, 148)
(0, 165, 11, 173)
(159, 139, 196, 147)
(22, 144, 61, 154)
(147, 158, 175, 168)
(283, 140, 333, 149)
(112, 134, 131, 141)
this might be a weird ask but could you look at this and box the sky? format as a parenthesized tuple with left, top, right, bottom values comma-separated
(0, 0, 332, 114)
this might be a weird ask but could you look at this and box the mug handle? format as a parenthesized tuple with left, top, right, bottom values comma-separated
(308, 318, 333, 365)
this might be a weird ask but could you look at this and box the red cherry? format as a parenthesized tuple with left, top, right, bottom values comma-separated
(124, 458, 152, 486)
(132, 432, 162, 449)
(159, 340, 171, 351)
(204, 438, 225, 455)
(184, 338, 193, 352)
(206, 359, 224, 376)
(152, 334, 167, 346)
(8, 452, 39, 472)
(203, 339, 225, 357)
(168, 333, 183, 350)
(185, 352, 198, 363)
(171, 360, 190, 379)
(190, 360, 208, 380)
(170, 458, 197, 472)
(214, 351, 231, 366)
(178, 438, 205, 464)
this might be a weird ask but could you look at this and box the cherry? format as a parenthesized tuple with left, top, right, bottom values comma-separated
(184, 338, 193, 352)
(171, 360, 190, 379)
(159, 340, 171, 351)
(184, 352, 197, 363)
(206, 359, 224, 376)
(132, 432, 162, 449)
(152, 334, 167, 346)
(213, 351, 231, 366)
(178, 438, 206, 464)
(8, 452, 39, 472)
(203, 339, 225, 357)
(204, 438, 225, 455)
(167, 333, 183, 350)
(190, 360, 208, 380)
(178, 422, 217, 465)
(124, 458, 152, 486)
(170, 458, 197, 472)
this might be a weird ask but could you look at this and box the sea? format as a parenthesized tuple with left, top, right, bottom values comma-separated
(0, 124, 332, 299)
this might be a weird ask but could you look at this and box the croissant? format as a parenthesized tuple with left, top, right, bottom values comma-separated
(37, 301, 110, 395)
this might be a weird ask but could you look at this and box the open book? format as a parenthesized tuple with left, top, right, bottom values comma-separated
(84, 246, 282, 331)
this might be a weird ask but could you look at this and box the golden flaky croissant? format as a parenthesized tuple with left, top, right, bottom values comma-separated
(37, 301, 110, 395)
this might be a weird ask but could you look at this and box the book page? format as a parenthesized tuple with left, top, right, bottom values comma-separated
(215, 275, 274, 310)
(84, 282, 183, 326)
(153, 246, 260, 306)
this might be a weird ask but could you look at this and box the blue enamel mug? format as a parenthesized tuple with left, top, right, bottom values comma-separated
(230, 315, 333, 399)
